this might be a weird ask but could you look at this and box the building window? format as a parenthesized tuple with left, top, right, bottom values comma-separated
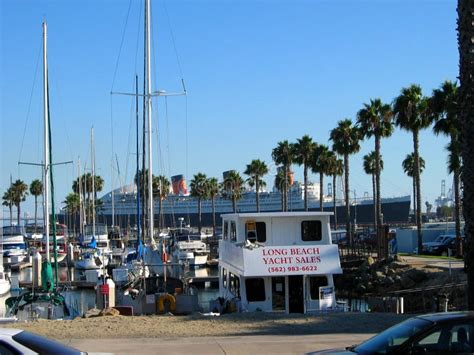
(301, 220, 322, 241)
(223, 222, 229, 241)
(256, 222, 266, 243)
(229, 272, 240, 298)
(309, 276, 328, 300)
(222, 268, 227, 288)
(245, 278, 265, 302)
(230, 221, 237, 242)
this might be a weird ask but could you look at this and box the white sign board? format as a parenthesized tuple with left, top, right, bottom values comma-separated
(319, 286, 335, 310)
(242, 245, 342, 277)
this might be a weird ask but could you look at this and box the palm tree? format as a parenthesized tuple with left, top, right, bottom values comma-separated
(206, 177, 220, 235)
(311, 144, 332, 211)
(402, 153, 425, 226)
(63, 193, 80, 235)
(274, 168, 286, 211)
(363, 151, 384, 229)
(244, 159, 269, 212)
(330, 119, 361, 246)
(73, 173, 104, 222)
(153, 175, 170, 231)
(293, 135, 316, 211)
(11, 179, 29, 225)
(190, 173, 208, 233)
(327, 154, 343, 230)
(357, 98, 393, 233)
(430, 80, 463, 257)
(272, 141, 294, 212)
(2, 188, 14, 226)
(222, 170, 244, 213)
(457, 0, 474, 309)
(393, 84, 431, 254)
(29, 179, 43, 233)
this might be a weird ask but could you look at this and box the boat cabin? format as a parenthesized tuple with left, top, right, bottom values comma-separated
(218, 212, 342, 314)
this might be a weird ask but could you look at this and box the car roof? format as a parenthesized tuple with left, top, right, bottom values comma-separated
(0, 328, 23, 336)
(417, 311, 474, 323)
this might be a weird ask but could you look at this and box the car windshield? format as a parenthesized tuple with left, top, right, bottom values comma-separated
(12, 330, 83, 354)
(353, 318, 432, 354)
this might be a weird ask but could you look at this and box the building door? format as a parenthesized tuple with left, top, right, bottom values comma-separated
(272, 277, 286, 311)
(289, 275, 304, 313)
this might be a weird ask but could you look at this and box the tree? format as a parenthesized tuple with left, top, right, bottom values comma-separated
(293, 135, 316, 211)
(457, 0, 474, 310)
(29, 179, 43, 233)
(10, 180, 28, 225)
(327, 154, 343, 230)
(244, 159, 269, 212)
(190, 173, 208, 233)
(363, 151, 384, 229)
(206, 177, 220, 235)
(153, 175, 170, 231)
(272, 141, 294, 212)
(393, 84, 431, 254)
(311, 144, 332, 211)
(73, 173, 104, 223)
(430, 80, 463, 257)
(63, 193, 80, 234)
(274, 168, 286, 211)
(222, 171, 244, 213)
(357, 98, 393, 233)
(330, 119, 361, 246)
(2, 188, 14, 226)
(402, 153, 425, 226)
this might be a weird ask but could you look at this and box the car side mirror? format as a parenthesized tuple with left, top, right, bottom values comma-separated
(409, 345, 427, 355)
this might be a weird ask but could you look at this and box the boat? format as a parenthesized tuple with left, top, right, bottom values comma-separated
(0, 226, 27, 262)
(171, 234, 209, 267)
(217, 212, 342, 314)
(74, 251, 106, 270)
(0, 229, 11, 296)
(65, 181, 411, 230)
(39, 223, 68, 264)
(81, 223, 112, 257)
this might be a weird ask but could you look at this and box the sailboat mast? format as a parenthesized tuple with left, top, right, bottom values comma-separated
(43, 21, 50, 261)
(136, 75, 141, 244)
(91, 127, 96, 237)
(111, 158, 115, 227)
(146, 0, 154, 244)
(78, 158, 83, 235)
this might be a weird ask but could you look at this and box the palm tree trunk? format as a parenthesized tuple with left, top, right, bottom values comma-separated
(344, 154, 351, 247)
(198, 198, 202, 233)
(412, 177, 417, 225)
(304, 163, 308, 211)
(159, 198, 163, 232)
(458, 0, 474, 310)
(17, 203, 21, 225)
(9, 205, 12, 226)
(375, 134, 382, 229)
(212, 196, 216, 236)
(333, 174, 337, 230)
(413, 130, 423, 254)
(34, 196, 38, 233)
(319, 172, 324, 211)
(285, 165, 289, 212)
(454, 169, 462, 257)
(232, 196, 237, 213)
(256, 177, 260, 212)
(372, 173, 376, 230)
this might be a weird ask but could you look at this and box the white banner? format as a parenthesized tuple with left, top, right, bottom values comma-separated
(242, 245, 342, 277)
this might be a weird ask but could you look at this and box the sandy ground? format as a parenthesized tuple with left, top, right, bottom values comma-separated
(0, 312, 411, 340)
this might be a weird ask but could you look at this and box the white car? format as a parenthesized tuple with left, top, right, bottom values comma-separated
(0, 328, 85, 354)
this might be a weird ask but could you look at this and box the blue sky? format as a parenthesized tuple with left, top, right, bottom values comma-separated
(1, 0, 458, 220)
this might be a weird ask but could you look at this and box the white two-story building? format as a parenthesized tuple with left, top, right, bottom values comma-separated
(218, 212, 342, 313)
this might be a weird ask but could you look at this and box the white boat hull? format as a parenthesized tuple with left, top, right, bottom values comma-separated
(0, 280, 11, 296)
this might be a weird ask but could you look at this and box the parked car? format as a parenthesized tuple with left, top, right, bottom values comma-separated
(421, 235, 457, 256)
(0, 328, 85, 354)
(311, 311, 474, 354)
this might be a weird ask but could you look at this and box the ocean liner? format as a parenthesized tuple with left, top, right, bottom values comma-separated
(90, 178, 411, 229)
